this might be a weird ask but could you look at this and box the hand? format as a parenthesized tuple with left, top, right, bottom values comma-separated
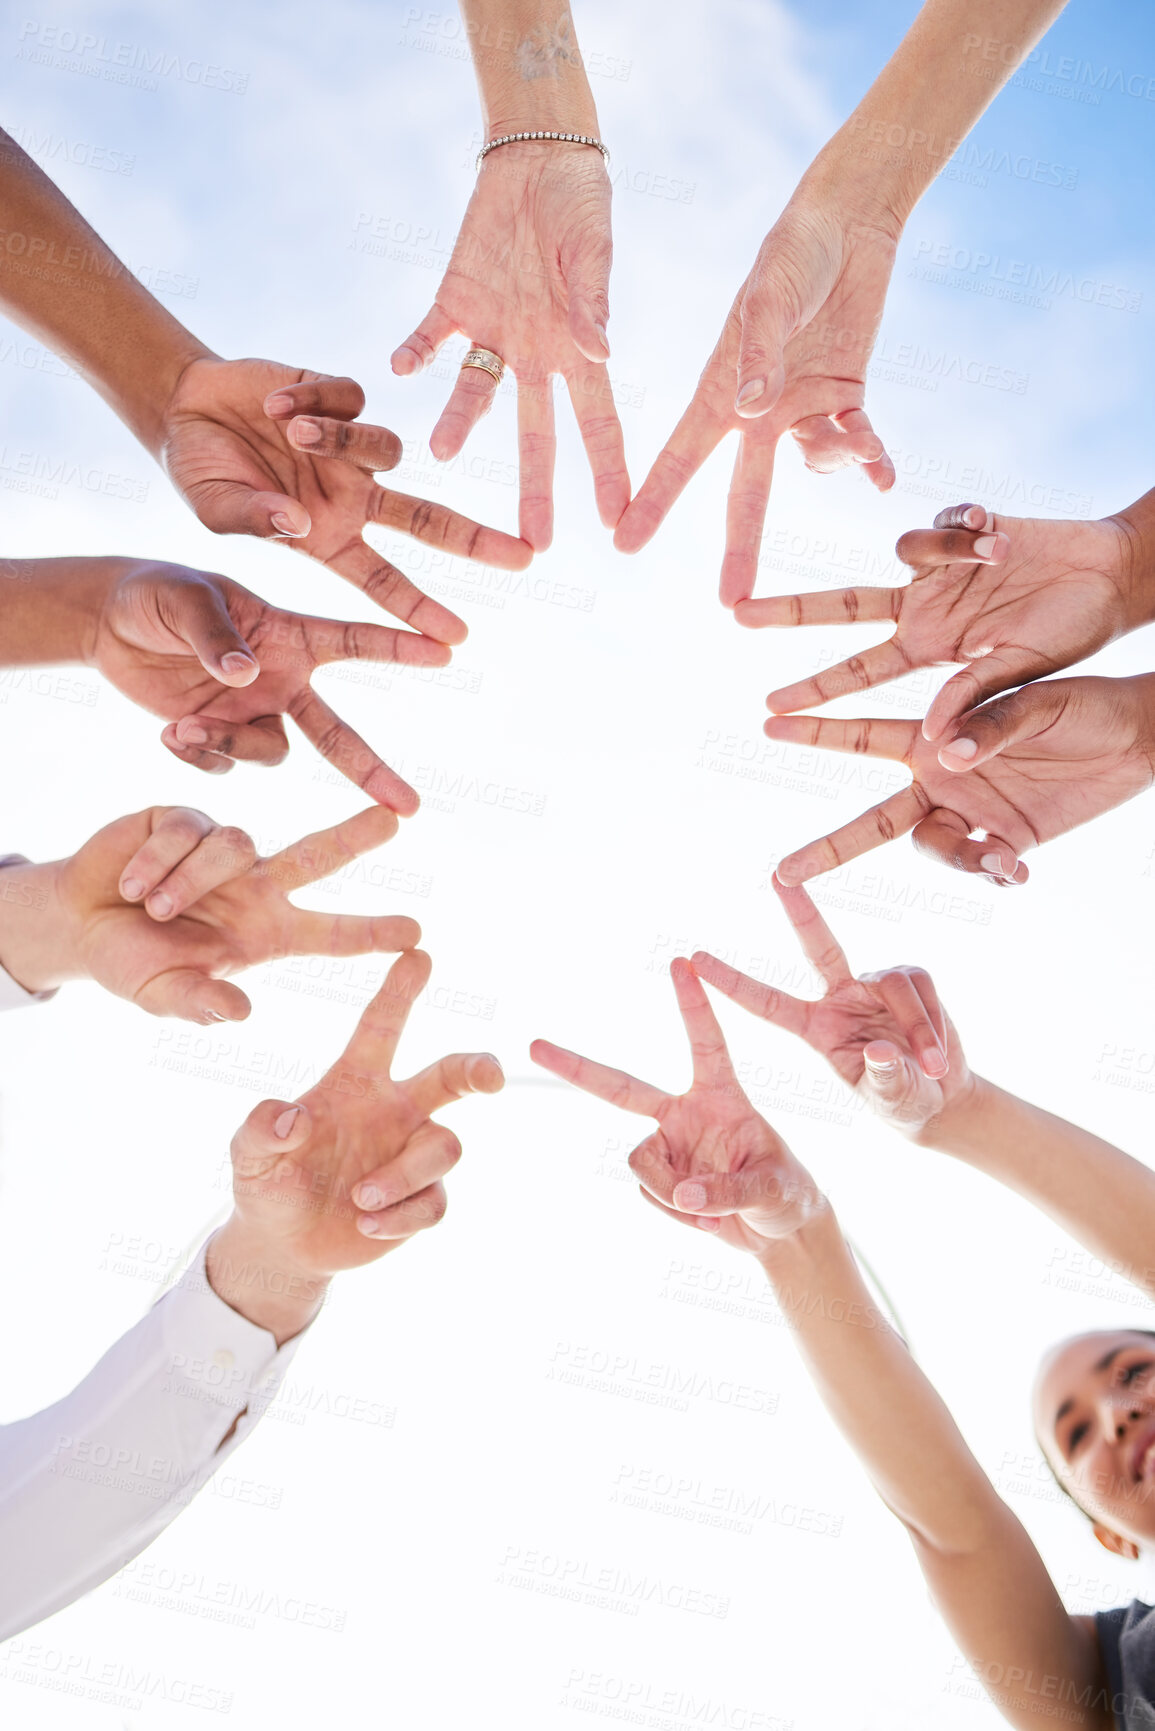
(614, 196, 897, 604)
(220, 950, 504, 1282)
(160, 357, 532, 638)
(92, 559, 444, 813)
(765, 675, 1155, 886)
(390, 143, 630, 551)
(748, 504, 1145, 737)
(1, 804, 418, 1021)
(693, 876, 974, 1138)
(531, 958, 825, 1252)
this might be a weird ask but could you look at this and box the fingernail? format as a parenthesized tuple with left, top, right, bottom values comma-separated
(735, 379, 765, 409)
(696, 1217, 720, 1232)
(274, 1106, 301, 1140)
(176, 720, 208, 745)
(941, 737, 978, 761)
(594, 322, 609, 351)
(922, 1049, 948, 1078)
(148, 893, 173, 917)
(674, 1181, 707, 1211)
(204, 1008, 228, 1023)
(121, 878, 144, 900)
(265, 392, 293, 416)
(864, 1053, 897, 1071)
(220, 652, 257, 679)
(271, 511, 303, 536)
(963, 506, 986, 529)
(355, 1185, 385, 1210)
(292, 417, 322, 445)
(356, 1215, 382, 1236)
(980, 852, 1012, 877)
(973, 535, 997, 557)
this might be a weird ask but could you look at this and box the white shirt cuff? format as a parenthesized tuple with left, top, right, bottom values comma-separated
(0, 856, 58, 1009)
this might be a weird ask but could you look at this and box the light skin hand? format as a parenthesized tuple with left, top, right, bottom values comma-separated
(89, 557, 445, 813)
(692, 875, 975, 1138)
(532, 957, 825, 1252)
(765, 674, 1155, 886)
(208, 949, 504, 1342)
(615, 199, 897, 605)
(390, 144, 628, 551)
(0, 804, 419, 1021)
(748, 503, 1150, 736)
(161, 359, 531, 639)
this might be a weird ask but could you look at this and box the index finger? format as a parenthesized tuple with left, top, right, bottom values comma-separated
(613, 386, 729, 556)
(721, 421, 777, 607)
(529, 1038, 668, 1118)
(262, 804, 400, 894)
(776, 784, 932, 885)
(368, 487, 533, 574)
(288, 686, 419, 816)
(340, 950, 432, 1078)
(318, 534, 468, 646)
(763, 713, 915, 762)
(670, 957, 738, 1092)
(734, 587, 898, 629)
(770, 878, 853, 986)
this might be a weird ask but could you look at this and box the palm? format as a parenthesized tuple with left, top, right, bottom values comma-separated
(761, 514, 1134, 721)
(692, 879, 971, 1136)
(230, 952, 503, 1275)
(161, 356, 485, 640)
(769, 677, 1155, 883)
(532, 958, 817, 1252)
(393, 145, 628, 548)
(616, 209, 896, 603)
(246, 1077, 427, 1276)
(59, 806, 411, 1018)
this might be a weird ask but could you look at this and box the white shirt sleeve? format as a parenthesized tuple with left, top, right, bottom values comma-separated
(0, 1238, 307, 1642)
(0, 855, 57, 1010)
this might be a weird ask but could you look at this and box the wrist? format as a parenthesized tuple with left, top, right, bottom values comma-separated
(206, 1218, 330, 1348)
(468, 7, 598, 137)
(797, 136, 913, 243)
(0, 859, 84, 993)
(1106, 490, 1155, 632)
(911, 1072, 1003, 1157)
(754, 1194, 838, 1280)
(1125, 671, 1155, 772)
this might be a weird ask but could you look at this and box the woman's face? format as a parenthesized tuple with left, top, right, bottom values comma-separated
(1034, 1329, 1155, 1549)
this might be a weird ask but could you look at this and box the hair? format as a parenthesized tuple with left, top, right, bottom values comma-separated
(1034, 1328, 1155, 1530)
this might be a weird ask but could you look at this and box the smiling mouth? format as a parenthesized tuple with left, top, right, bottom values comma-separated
(1129, 1420, 1155, 1485)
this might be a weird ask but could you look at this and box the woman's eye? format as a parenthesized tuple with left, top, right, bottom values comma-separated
(1121, 1361, 1152, 1386)
(1068, 1421, 1089, 1454)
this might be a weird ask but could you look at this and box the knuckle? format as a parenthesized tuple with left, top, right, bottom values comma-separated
(216, 825, 258, 868)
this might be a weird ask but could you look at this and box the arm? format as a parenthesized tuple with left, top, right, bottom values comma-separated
(915, 1079, 1155, 1307)
(0, 130, 530, 621)
(390, 3, 628, 550)
(759, 1207, 1109, 1731)
(533, 960, 1109, 1730)
(0, 1235, 308, 1643)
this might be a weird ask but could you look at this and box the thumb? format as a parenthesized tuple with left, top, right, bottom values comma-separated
(735, 279, 792, 418)
(860, 1041, 922, 1114)
(671, 1163, 815, 1229)
(936, 684, 1063, 771)
(184, 479, 312, 543)
(136, 968, 252, 1024)
(231, 1098, 312, 1181)
(922, 647, 1042, 744)
(562, 229, 612, 362)
(165, 579, 260, 686)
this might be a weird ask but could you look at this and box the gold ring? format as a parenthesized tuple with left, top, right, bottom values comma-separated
(461, 346, 505, 385)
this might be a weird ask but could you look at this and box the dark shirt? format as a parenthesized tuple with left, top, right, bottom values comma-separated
(1097, 1601, 1155, 1728)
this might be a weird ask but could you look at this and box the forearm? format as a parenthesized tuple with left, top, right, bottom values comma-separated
(460, 1, 598, 135)
(802, 0, 1068, 229)
(919, 1077, 1155, 1304)
(0, 553, 129, 665)
(758, 1203, 1003, 1549)
(206, 1218, 330, 1348)
(0, 130, 210, 450)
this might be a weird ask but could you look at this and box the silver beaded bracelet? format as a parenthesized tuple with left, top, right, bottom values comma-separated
(476, 130, 610, 172)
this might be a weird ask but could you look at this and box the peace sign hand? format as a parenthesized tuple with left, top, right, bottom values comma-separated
(532, 959, 825, 1253)
(765, 675, 1155, 887)
(226, 950, 504, 1277)
(748, 505, 1140, 737)
(693, 877, 973, 1138)
(51, 803, 419, 1022)
(160, 358, 531, 641)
